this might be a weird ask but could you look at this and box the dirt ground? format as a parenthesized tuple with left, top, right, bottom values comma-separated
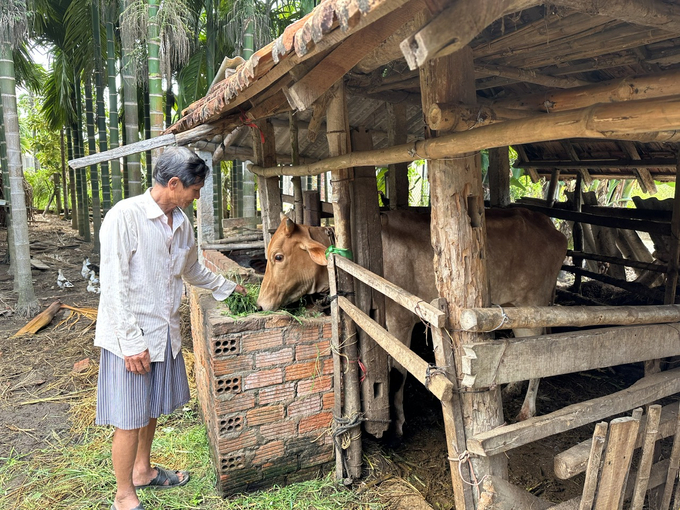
(0, 215, 675, 509)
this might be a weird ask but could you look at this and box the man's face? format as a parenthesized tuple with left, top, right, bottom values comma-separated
(169, 177, 204, 209)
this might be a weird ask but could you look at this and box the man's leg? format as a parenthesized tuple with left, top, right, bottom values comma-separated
(132, 417, 187, 487)
(111, 428, 142, 510)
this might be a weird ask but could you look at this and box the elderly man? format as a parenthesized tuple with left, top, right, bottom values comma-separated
(94, 147, 246, 510)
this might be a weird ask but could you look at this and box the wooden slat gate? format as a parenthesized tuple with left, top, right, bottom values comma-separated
(327, 253, 476, 509)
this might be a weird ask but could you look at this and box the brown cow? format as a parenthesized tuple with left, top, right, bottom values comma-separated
(257, 208, 567, 436)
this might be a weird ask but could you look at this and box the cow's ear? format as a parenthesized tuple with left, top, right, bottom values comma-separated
(305, 242, 328, 267)
(284, 218, 296, 236)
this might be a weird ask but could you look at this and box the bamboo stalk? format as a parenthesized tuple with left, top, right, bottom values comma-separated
(250, 95, 680, 178)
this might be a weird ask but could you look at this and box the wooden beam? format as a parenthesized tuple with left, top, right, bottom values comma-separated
(401, 0, 537, 69)
(493, 70, 680, 112)
(337, 296, 452, 401)
(252, 95, 680, 178)
(515, 158, 678, 170)
(477, 475, 552, 510)
(555, 403, 678, 480)
(474, 63, 590, 89)
(566, 250, 668, 273)
(514, 144, 539, 183)
(467, 367, 680, 458)
(387, 102, 409, 209)
(620, 141, 658, 194)
(334, 255, 445, 328)
(68, 124, 216, 169)
(563, 265, 666, 302)
(560, 141, 593, 187)
(553, 0, 680, 35)
(460, 304, 680, 333)
(284, 0, 425, 111)
(488, 147, 510, 208)
(461, 322, 680, 388)
(426, 103, 535, 132)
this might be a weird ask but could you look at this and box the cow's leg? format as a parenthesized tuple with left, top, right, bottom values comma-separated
(385, 303, 417, 440)
(510, 327, 543, 421)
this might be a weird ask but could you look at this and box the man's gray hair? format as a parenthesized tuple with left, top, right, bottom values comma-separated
(153, 147, 209, 187)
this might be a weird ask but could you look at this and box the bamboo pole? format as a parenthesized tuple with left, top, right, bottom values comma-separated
(250, 95, 680, 178)
(567, 250, 668, 274)
(660, 402, 680, 510)
(459, 304, 680, 332)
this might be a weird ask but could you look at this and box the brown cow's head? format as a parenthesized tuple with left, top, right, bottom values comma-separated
(257, 215, 330, 311)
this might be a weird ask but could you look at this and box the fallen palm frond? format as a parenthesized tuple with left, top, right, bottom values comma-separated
(11, 300, 62, 337)
(55, 304, 98, 333)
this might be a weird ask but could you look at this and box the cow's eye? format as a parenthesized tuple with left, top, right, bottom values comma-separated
(274, 254, 284, 262)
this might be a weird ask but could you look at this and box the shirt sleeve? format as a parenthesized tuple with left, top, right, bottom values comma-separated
(182, 243, 238, 301)
(100, 209, 147, 356)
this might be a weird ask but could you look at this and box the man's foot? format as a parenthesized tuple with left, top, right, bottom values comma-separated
(111, 498, 144, 510)
(134, 466, 190, 490)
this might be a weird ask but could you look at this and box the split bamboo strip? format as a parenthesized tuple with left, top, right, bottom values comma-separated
(631, 405, 662, 510)
(250, 95, 680, 178)
(327, 254, 344, 482)
(459, 304, 680, 332)
(579, 422, 608, 510)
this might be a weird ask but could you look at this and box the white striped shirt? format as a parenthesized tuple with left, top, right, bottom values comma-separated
(94, 189, 236, 361)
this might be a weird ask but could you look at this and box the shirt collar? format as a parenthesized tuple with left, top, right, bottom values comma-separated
(141, 188, 187, 231)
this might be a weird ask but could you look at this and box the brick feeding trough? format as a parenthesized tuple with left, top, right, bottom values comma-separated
(189, 249, 336, 495)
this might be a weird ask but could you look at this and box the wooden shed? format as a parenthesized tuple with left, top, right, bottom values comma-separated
(71, 0, 680, 507)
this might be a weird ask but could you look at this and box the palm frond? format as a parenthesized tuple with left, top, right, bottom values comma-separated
(41, 49, 76, 129)
(13, 44, 46, 92)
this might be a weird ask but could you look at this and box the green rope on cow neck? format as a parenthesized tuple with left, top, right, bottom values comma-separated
(325, 245, 353, 260)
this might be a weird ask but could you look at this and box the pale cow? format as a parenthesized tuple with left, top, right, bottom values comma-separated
(257, 208, 567, 436)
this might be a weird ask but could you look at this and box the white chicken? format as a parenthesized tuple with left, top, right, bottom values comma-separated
(81, 258, 91, 279)
(89, 270, 99, 285)
(57, 269, 74, 289)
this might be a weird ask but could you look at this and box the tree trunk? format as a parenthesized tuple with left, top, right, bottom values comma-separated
(59, 127, 69, 218)
(121, 0, 142, 196)
(105, 11, 122, 205)
(0, 39, 39, 316)
(147, 0, 163, 173)
(420, 46, 507, 505)
(84, 78, 101, 253)
(92, 0, 111, 214)
(66, 126, 78, 230)
(74, 75, 91, 242)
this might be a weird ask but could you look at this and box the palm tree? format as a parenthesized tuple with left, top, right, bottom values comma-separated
(104, 3, 122, 204)
(0, 0, 41, 316)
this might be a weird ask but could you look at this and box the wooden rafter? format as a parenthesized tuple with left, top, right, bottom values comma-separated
(619, 141, 658, 194)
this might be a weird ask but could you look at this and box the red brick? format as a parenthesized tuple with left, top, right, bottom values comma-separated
(299, 449, 334, 467)
(255, 348, 294, 368)
(288, 396, 322, 420)
(287, 325, 322, 343)
(322, 391, 335, 410)
(298, 412, 333, 434)
(215, 392, 256, 415)
(218, 429, 259, 453)
(259, 383, 296, 405)
(285, 361, 322, 381)
(253, 440, 285, 465)
(322, 323, 332, 339)
(260, 420, 296, 440)
(244, 368, 283, 390)
(212, 355, 253, 376)
(322, 359, 334, 375)
(295, 340, 331, 360)
(247, 404, 285, 426)
(242, 330, 285, 352)
(297, 376, 333, 396)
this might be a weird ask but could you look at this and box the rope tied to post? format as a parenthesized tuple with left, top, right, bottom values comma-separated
(449, 444, 489, 499)
(325, 245, 353, 260)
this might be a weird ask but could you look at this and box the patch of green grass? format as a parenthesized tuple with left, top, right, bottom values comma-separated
(0, 398, 381, 510)
(223, 283, 261, 316)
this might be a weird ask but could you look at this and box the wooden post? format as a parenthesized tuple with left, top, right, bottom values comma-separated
(254, 120, 281, 249)
(420, 46, 507, 504)
(350, 126, 389, 439)
(302, 190, 321, 226)
(572, 173, 584, 294)
(488, 147, 510, 208)
(326, 80, 362, 481)
(546, 169, 561, 207)
(289, 111, 304, 224)
(196, 150, 215, 258)
(664, 150, 680, 305)
(386, 102, 409, 209)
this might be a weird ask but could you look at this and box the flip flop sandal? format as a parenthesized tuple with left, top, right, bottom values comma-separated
(134, 466, 190, 490)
